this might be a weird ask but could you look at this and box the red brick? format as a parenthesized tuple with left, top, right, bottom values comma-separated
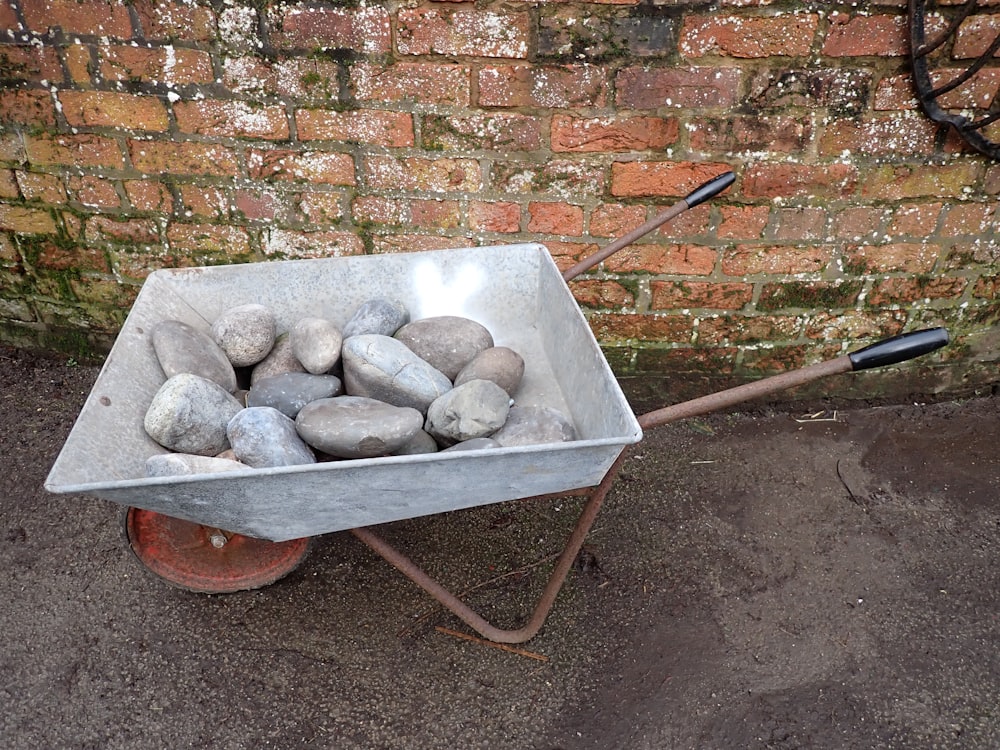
(680, 13, 818, 58)
(350, 62, 470, 106)
(111, 248, 196, 279)
(544, 240, 599, 273)
(234, 187, 289, 224)
(0, 89, 56, 127)
(369, 234, 463, 255)
(867, 277, 967, 306)
(270, 4, 390, 53)
(570, 280, 635, 309)
(167, 222, 250, 255)
(0, 204, 57, 233)
(655, 203, 710, 238)
(721, 244, 832, 275)
(174, 100, 288, 140)
(15, 171, 66, 203)
(21, 0, 133, 38)
(397, 7, 529, 58)
(297, 191, 344, 224)
(742, 164, 857, 199)
(492, 160, 605, 197)
(132, 0, 217, 42)
(527, 202, 584, 235)
(718, 205, 770, 240)
(246, 149, 355, 186)
(636, 347, 738, 376)
(844, 243, 940, 273)
(27, 133, 124, 169)
(222, 57, 341, 100)
(351, 196, 460, 229)
(84, 215, 158, 244)
(351, 196, 406, 226)
(34, 241, 109, 272)
(823, 12, 910, 57)
(940, 203, 997, 236)
(67, 174, 120, 208)
(873, 74, 916, 111)
(803, 311, 905, 342)
(296, 109, 414, 147)
(650, 280, 752, 310)
(820, 115, 937, 157)
(479, 64, 606, 108)
(0, 0, 20, 30)
(953, 14, 1000, 58)
(0, 45, 63, 83)
(60, 90, 168, 131)
(888, 203, 941, 238)
(100, 45, 214, 85)
(364, 155, 481, 193)
(63, 43, 93, 84)
(972, 276, 999, 300)
(130, 140, 238, 177)
(421, 113, 542, 152)
(590, 204, 647, 238)
(410, 199, 460, 230)
(615, 66, 742, 109)
(757, 280, 863, 312)
(610, 161, 733, 198)
(604, 243, 717, 275)
(588, 313, 694, 345)
(773, 207, 827, 241)
(261, 228, 364, 259)
(551, 115, 678, 153)
(468, 201, 520, 233)
(833, 206, 886, 241)
(179, 184, 228, 218)
(861, 164, 982, 200)
(0, 169, 19, 199)
(698, 314, 802, 345)
(689, 115, 811, 153)
(0, 232, 20, 262)
(125, 180, 173, 213)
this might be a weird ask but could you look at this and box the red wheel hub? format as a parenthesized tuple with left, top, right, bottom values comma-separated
(125, 508, 311, 593)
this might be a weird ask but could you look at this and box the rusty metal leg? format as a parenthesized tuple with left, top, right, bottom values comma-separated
(351, 450, 628, 645)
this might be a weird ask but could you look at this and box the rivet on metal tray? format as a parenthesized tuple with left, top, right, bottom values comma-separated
(99, 396, 111, 406)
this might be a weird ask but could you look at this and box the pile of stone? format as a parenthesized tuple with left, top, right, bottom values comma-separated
(142, 298, 577, 477)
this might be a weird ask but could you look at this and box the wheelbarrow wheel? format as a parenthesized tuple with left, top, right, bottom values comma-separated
(123, 508, 311, 594)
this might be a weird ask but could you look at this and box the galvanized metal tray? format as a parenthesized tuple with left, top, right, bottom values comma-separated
(45, 244, 642, 541)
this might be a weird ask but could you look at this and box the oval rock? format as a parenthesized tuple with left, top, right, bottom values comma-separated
(144, 373, 244, 455)
(425, 379, 510, 445)
(454, 346, 525, 396)
(228, 407, 317, 468)
(211, 303, 276, 367)
(146, 453, 247, 477)
(251, 332, 306, 385)
(151, 320, 238, 393)
(290, 317, 343, 375)
(342, 334, 452, 413)
(247, 372, 343, 418)
(296, 396, 424, 459)
(491, 405, 577, 448)
(394, 316, 493, 380)
(343, 298, 409, 338)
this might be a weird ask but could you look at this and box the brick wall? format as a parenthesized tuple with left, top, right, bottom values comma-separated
(1, 0, 998, 399)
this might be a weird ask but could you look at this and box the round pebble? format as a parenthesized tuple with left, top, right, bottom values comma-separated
(251, 332, 306, 385)
(394, 316, 494, 380)
(227, 407, 317, 468)
(454, 347, 525, 396)
(290, 317, 343, 375)
(143, 373, 244, 455)
(211, 303, 276, 367)
(425, 379, 511, 445)
(343, 298, 409, 338)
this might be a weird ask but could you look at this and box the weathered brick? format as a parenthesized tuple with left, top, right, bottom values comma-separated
(773, 207, 827, 241)
(223, 57, 340, 101)
(757, 280, 862, 312)
(551, 115, 678, 152)
(269, 4, 391, 54)
(0, 89, 56, 127)
(680, 13, 818, 58)
(167, 222, 250, 255)
(655, 203, 710, 238)
(544, 240, 599, 273)
(63, 43, 93, 84)
(650, 280, 752, 310)
(610, 161, 732, 198)
(742, 164, 857, 200)
(697, 314, 802, 346)
(247, 149, 355, 186)
(861, 163, 982, 200)
(0, 133, 26, 164)
(604, 243, 717, 275)
(0, 44, 63, 82)
(590, 204, 647, 238)
(421, 113, 542, 152)
(570, 280, 635, 309)
(67, 174, 120, 208)
(0, 0, 20, 31)
(100, 45, 214, 86)
(940, 203, 997, 236)
(297, 109, 414, 147)
(588, 312, 694, 344)
(132, 0, 217, 42)
(867, 276, 967, 306)
(0, 204, 57, 233)
(844, 242, 940, 273)
(32, 241, 109, 272)
(130, 140, 238, 177)
(262, 228, 364, 259)
(634, 346, 738, 376)
(111, 247, 195, 279)
(350, 62, 470, 106)
(409, 199, 460, 230)
(718, 205, 770, 240)
(21, 0, 133, 38)
(84, 215, 158, 244)
(174, 100, 289, 140)
(822, 12, 909, 57)
(369, 234, 463, 255)
(178, 184, 228, 219)
(234, 187, 289, 224)
(479, 64, 606, 108)
(888, 203, 941, 238)
(352, 196, 460, 230)
(0, 170, 19, 199)
(747, 67, 870, 116)
(364, 155, 481, 193)
(953, 14, 1000, 58)
(0, 232, 20, 262)
(297, 191, 344, 224)
(398, 7, 530, 59)
(60, 90, 168, 131)
(527, 201, 584, 235)
(492, 160, 605, 197)
(125, 179, 173, 213)
(803, 311, 905, 341)
(15, 171, 66, 203)
(615, 66, 741, 109)
(972, 275, 999, 300)
(721, 244, 832, 275)
(688, 115, 811, 153)
(468, 201, 520, 233)
(819, 115, 938, 157)
(833, 206, 886, 241)
(538, 10, 675, 61)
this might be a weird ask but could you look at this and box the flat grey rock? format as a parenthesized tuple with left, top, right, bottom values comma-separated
(342, 334, 452, 414)
(211, 303, 276, 367)
(227, 407, 317, 468)
(343, 298, 409, 338)
(290, 317, 343, 375)
(247, 372, 343, 418)
(251, 332, 306, 385)
(151, 319, 238, 393)
(454, 346, 525, 396)
(425, 379, 510, 444)
(145, 453, 246, 477)
(296, 396, 424, 459)
(394, 316, 494, 380)
(144, 373, 244, 455)
(441, 438, 500, 453)
(491, 405, 577, 448)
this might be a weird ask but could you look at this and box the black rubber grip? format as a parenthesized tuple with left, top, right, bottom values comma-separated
(848, 327, 949, 371)
(684, 171, 736, 208)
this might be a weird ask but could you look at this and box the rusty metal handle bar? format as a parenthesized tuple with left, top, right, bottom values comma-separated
(561, 170, 736, 283)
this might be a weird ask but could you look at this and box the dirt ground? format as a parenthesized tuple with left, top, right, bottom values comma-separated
(2, 343, 998, 749)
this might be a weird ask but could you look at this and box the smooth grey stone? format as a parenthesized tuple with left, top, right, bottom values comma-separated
(144, 373, 244, 455)
(454, 346, 525, 396)
(342, 334, 452, 414)
(151, 319, 238, 393)
(211, 303, 276, 367)
(145, 453, 246, 477)
(290, 316, 343, 375)
(392, 429, 439, 456)
(227, 407, 316, 468)
(247, 372, 343, 418)
(394, 316, 494, 380)
(296, 396, 423, 459)
(441, 438, 500, 453)
(343, 297, 409, 338)
(251, 332, 306, 385)
(491, 405, 577, 448)
(425, 379, 510, 444)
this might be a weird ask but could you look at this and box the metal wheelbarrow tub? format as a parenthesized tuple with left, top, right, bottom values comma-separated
(44, 243, 642, 542)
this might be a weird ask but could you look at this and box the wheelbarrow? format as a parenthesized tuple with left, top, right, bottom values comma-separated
(45, 171, 949, 644)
